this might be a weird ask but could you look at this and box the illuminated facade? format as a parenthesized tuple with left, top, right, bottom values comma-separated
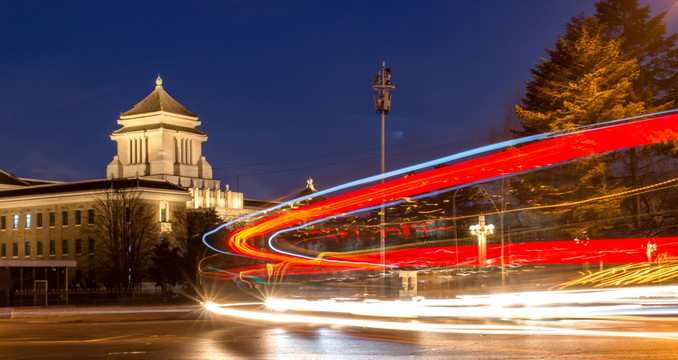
(107, 76, 249, 220)
(0, 174, 191, 306)
(0, 77, 261, 305)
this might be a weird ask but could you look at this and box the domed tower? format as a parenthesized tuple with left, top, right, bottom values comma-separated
(107, 76, 245, 217)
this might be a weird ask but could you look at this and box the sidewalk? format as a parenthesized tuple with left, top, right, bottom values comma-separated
(1, 304, 203, 322)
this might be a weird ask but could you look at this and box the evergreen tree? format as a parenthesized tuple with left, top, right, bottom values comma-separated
(172, 208, 222, 284)
(517, 16, 646, 133)
(514, 16, 649, 238)
(149, 240, 183, 299)
(595, 0, 678, 231)
(595, 0, 678, 106)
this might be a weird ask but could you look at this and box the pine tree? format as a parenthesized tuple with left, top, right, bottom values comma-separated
(514, 16, 648, 238)
(595, 0, 678, 107)
(172, 208, 222, 285)
(595, 0, 678, 231)
(517, 16, 646, 132)
(149, 240, 182, 299)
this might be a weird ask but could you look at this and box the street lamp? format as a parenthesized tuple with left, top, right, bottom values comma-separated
(478, 183, 507, 285)
(372, 61, 397, 278)
(469, 215, 493, 266)
(452, 187, 461, 265)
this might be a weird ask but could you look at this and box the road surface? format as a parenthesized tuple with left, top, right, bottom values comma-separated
(2, 313, 677, 359)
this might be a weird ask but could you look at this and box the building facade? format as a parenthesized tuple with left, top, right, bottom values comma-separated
(106, 76, 249, 221)
(0, 175, 191, 306)
(0, 76, 259, 306)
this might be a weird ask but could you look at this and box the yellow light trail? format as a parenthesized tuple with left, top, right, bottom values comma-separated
(557, 261, 678, 288)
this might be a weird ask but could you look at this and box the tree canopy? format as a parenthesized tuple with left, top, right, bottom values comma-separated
(595, 0, 678, 107)
(89, 188, 159, 292)
(516, 16, 646, 134)
(512, 0, 678, 239)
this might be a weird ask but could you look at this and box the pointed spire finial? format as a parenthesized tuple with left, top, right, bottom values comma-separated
(155, 75, 163, 89)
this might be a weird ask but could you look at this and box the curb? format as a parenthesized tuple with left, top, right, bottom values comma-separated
(4, 304, 203, 322)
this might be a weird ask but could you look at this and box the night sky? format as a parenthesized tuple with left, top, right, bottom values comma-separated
(1, 1, 677, 201)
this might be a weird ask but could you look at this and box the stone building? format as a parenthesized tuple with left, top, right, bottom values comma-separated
(0, 174, 191, 306)
(0, 76, 258, 306)
(106, 76, 248, 221)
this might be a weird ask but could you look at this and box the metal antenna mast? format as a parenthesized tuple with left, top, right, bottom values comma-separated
(371, 61, 397, 280)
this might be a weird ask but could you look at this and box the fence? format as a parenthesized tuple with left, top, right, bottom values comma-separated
(13, 287, 195, 307)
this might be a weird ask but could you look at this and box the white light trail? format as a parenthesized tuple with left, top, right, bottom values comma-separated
(204, 286, 678, 339)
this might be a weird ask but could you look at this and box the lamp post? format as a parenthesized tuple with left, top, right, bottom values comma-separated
(452, 187, 461, 265)
(372, 61, 397, 279)
(479, 182, 507, 285)
(469, 215, 493, 266)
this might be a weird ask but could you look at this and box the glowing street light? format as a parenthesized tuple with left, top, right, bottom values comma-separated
(470, 215, 494, 266)
(372, 60, 397, 278)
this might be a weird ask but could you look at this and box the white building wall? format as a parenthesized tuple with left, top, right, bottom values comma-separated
(107, 79, 252, 220)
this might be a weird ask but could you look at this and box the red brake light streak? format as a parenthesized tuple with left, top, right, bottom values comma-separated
(203, 113, 678, 279)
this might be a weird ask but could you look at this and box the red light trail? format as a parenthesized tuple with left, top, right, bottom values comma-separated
(201, 113, 678, 280)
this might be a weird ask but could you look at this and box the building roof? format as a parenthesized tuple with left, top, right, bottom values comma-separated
(17, 178, 63, 186)
(121, 76, 197, 117)
(0, 169, 30, 186)
(0, 178, 189, 198)
(243, 198, 281, 210)
(112, 122, 206, 136)
(292, 177, 327, 204)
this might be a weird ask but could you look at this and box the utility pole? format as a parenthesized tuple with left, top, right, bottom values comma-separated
(372, 61, 397, 281)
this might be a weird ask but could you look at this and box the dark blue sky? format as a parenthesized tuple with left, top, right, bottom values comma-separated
(1, 1, 676, 200)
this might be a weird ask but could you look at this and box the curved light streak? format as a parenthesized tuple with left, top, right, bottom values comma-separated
(222, 113, 678, 267)
(264, 179, 503, 266)
(202, 110, 678, 255)
(266, 199, 407, 267)
(204, 237, 678, 280)
(200, 111, 678, 282)
(558, 261, 678, 289)
(265, 176, 678, 267)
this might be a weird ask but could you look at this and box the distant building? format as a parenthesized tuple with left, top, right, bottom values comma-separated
(291, 178, 327, 207)
(0, 174, 190, 306)
(106, 76, 249, 221)
(0, 76, 263, 306)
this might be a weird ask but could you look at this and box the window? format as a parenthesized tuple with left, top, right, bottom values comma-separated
(62, 240, 69, 255)
(12, 242, 18, 257)
(37, 241, 43, 256)
(75, 210, 81, 225)
(88, 238, 95, 253)
(1, 243, 5, 257)
(1, 216, 5, 230)
(49, 212, 55, 227)
(49, 240, 55, 255)
(37, 213, 43, 228)
(75, 239, 81, 254)
(88, 209, 94, 224)
(62, 211, 68, 226)
(159, 201, 168, 222)
(25, 214, 31, 229)
(24, 242, 30, 256)
(12, 214, 18, 229)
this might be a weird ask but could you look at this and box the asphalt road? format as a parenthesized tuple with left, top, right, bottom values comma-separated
(2, 313, 678, 360)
